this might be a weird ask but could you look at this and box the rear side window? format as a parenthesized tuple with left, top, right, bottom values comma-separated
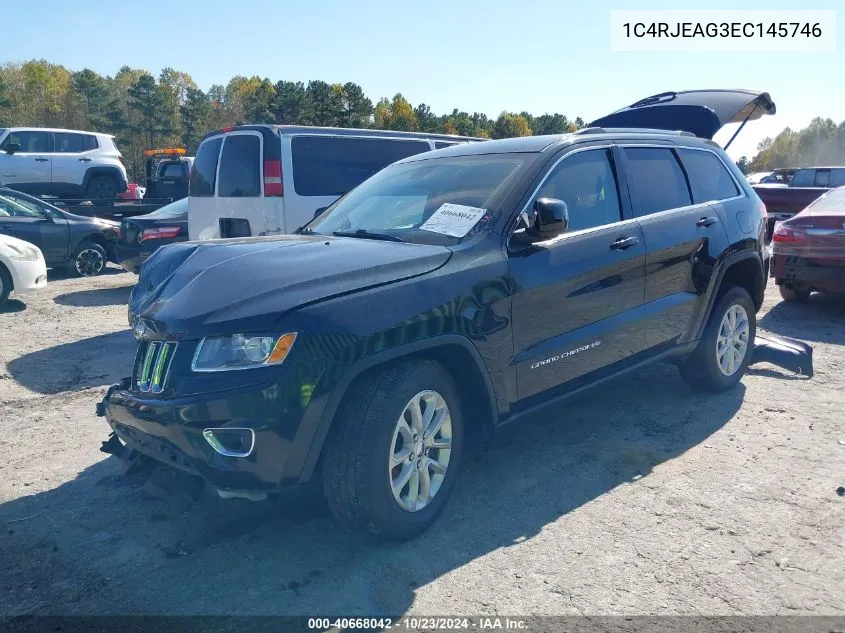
(623, 147, 692, 216)
(814, 170, 830, 187)
(677, 149, 740, 203)
(435, 141, 460, 149)
(85, 135, 99, 150)
(55, 133, 89, 153)
(189, 137, 223, 197)
(291, 136, 431, 196)
(217, 134, 261, 197)
(790, 169, 814, 187)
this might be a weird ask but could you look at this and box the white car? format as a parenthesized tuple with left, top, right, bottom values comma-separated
(0, 233, 48, 309)
(0, 127, 128, 201)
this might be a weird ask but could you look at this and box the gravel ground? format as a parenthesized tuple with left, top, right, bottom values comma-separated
(0, 266, 843, 617)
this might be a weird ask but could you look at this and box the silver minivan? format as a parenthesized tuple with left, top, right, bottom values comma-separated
(188, 125, 486, 241)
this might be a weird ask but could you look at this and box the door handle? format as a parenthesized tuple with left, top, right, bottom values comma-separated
(610, 236, 639, 250)
(696, 216, 718, 228)
(79, 157, 92, 162)
(35, 158, 49, 162)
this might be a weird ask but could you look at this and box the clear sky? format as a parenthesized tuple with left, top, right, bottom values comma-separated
(3, 0, 842, 161)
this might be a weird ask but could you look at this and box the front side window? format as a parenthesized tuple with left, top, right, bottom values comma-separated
(0, 130, 51, 153)
(292, 136, 432, 197)
(623, 147, 692, 216)
(677, 148, 740, 203)
(307, 153, 530, 245)
(534, 149, 622, 232)
(217, 134, 261, 197)
(189, 136, 223, 197)
(0, 193, 46, 218)
(55, 133, 88, 153)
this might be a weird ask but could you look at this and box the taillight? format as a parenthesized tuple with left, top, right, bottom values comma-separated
(264, 160, 283, 197)
(140, 227, 181, 242)
(772, 224, 807, 244)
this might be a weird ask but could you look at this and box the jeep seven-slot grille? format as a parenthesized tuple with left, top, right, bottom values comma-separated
(133, 341, 177, 393)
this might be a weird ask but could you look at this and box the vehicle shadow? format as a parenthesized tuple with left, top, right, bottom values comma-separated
(759, 293, 845, 345)
(5, 330, 135, 394)
(0, 299, 26, 313)
(53, 284, 133, 307)
(0, 363, 745, 618)
(47, 264, 127, 281)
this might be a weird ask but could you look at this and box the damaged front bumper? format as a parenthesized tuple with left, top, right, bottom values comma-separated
(750, 332, 814, 378)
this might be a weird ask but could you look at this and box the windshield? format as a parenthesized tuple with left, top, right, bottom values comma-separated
(306, 154, 530, 244)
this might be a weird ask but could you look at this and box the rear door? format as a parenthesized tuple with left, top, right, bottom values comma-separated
(285, 135, 433, 230)
(51, 132, 98, 190)
(509, 145, 647, 401)
(0, 130, 53, 192)
(619, 144, 730, 349)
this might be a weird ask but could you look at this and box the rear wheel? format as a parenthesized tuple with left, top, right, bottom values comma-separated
(0, 264, 11, 310)
(85, 175, 118, 202)
(680, 286, 756, 393)
(321, 360, 464, 541)
(70, 241, 107, 277)
(779, 286, 811, 302)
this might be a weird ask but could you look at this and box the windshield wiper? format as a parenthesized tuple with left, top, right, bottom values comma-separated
(332, 229, 404, 242)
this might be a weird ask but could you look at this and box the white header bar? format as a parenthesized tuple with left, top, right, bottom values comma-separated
(611, 10, 836, 52)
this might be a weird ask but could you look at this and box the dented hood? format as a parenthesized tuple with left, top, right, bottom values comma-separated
(129, 234, 452, 338)
(588, 89, 776, 140)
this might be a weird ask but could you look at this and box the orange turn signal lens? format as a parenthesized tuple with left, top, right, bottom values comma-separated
(267, 333, 297, 365)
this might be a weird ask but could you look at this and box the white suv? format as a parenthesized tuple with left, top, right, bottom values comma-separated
(0, 127, 128, 201)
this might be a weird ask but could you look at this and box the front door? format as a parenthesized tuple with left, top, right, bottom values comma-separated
(0, 130, 53, 192)
(509, 146, 647, 402)
(0, 192, 68, 265)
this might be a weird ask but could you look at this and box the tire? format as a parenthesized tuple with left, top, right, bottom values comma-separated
(321, 359, 464, 541)
(0, 264, 11, 310)
(85, 175, 118, 202)
(680, 286, 756, 393)
(70, 241, 107, 277)
(779, 286, 811, 302)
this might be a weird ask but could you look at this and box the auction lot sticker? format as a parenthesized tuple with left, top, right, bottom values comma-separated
(420, 203, 487, 237)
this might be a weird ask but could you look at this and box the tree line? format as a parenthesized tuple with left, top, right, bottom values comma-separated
(3, 60, 843, 182)
(0, 60, 585, 181)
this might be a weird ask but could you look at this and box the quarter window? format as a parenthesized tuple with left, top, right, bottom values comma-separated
(829, 169, 845, 187)
(189, 136, 223, 197)
(677, 149, 740, 203)
(217, 134, 261, 197)
(814, 170, 830, 187)
(623, 147, 692, 216)
(535, 149, 622, 232)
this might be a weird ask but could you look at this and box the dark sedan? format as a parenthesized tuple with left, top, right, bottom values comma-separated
(772, 185, 845, 301)
(0, 187, 120, 276)
(116, 197, 188, 273)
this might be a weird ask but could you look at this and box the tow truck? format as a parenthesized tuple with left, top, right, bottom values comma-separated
(142, 148, 194, 202)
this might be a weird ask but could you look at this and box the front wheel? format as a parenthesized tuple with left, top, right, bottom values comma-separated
(0, 265, 11, 310)
(321, 360, 464, 541)
(680, 286, 756, 393)
(70, 241, 107, 277)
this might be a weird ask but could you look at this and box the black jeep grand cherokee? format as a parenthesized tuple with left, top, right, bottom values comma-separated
(100, 90, 774, 540)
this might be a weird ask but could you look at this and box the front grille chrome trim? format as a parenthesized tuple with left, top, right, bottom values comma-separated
(135, 341, 177, 393)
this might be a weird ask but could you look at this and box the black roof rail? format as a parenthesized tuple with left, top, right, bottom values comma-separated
(573, 127, 697, 138)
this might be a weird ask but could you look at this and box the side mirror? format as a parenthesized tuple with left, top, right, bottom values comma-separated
(314, 206, 328, 218)
(4, 143, 21, 155)
(529, 198, 568, 238)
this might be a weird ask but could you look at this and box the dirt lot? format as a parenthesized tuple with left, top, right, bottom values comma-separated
(0, 266, 843, 617)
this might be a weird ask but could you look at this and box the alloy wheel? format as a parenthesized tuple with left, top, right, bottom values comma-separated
(716, 304, 750, 376)
(389, 390, 453, 512)
(75, 249, 105, 277)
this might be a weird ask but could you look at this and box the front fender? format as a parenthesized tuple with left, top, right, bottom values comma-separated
(296, 333, 498, 483)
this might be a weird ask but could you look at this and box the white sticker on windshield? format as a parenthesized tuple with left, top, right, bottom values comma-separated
(419, 203, 487, 238)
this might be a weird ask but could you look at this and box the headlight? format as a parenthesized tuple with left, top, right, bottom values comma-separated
(191, 332, 297, 372)
(1, 242, 41, 261)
